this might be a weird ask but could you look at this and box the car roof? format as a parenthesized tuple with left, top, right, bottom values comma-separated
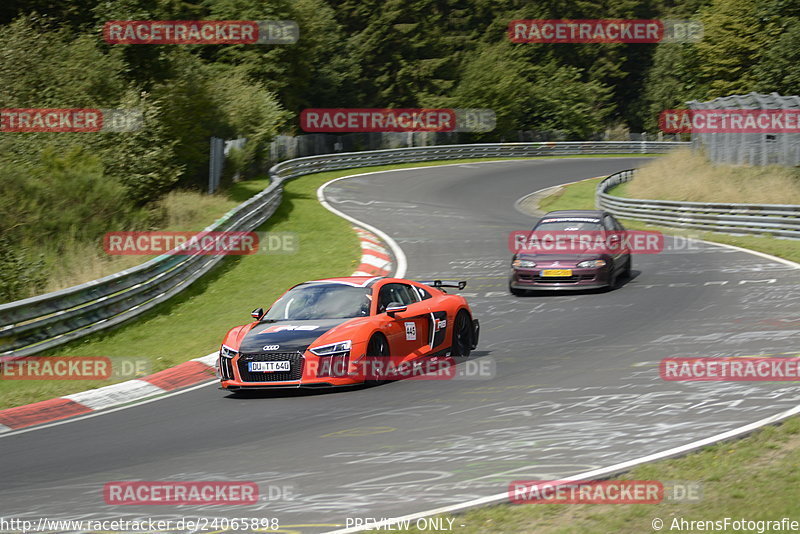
(541, 210, 605, 219)
(302, 276, 384, 288)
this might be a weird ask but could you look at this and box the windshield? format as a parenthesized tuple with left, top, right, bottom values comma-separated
(534, 219, 603, 232)
(263, 284, 372, 321)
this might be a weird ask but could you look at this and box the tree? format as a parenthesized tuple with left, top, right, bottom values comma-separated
(753, 18, 800, 95)
(453, 40, 612, 138)
(694, 0, 781, 98)
(639, 42, 704, 131)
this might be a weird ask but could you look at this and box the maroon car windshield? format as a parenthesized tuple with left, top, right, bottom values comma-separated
(534, 219, 603, 232)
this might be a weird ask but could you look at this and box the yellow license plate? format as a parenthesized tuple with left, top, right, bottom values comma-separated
(541, 269, 572, 277)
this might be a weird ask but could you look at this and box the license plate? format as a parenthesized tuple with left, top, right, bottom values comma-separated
(249, 361, 291, 372)
(541, 269, 573, 277)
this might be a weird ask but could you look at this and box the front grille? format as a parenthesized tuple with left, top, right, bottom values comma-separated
(237, 352, 304, 382)
(219, 356, 235, 380)
(316, 352, 350, 378)
(535, 275, 579, 283)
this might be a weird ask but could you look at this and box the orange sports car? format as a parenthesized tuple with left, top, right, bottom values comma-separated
(217, 276, 479, 390)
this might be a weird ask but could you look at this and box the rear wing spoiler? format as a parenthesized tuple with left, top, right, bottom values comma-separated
(418, 280, 467, 290)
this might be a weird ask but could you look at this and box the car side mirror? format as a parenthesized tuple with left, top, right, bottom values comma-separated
(385, 302, 407, 317)
(251, 308, 264, 320)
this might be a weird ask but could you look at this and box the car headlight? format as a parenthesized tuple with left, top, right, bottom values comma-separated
(220, 345, 238, 358)
(576, 259, 607, 268)
(310, 340, 352, 356)
(512, 259, 537, 269)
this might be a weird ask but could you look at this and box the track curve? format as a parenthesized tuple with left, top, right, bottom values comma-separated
(1, 158, 799, 533)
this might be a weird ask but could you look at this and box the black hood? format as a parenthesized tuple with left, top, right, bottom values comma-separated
(239, 318, 350, 353)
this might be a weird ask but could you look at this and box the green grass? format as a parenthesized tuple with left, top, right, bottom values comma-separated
(1, 154, 661, 410)
(538, 176, 604, 213)
(405, 417, 800, 533)
(0, 171, 359, 409)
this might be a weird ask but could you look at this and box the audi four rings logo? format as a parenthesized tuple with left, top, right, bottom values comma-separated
(263, 344, 280, 351)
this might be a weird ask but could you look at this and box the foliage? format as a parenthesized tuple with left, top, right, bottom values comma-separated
(0, 0, 798, 300)
(0, 237, 47, 302)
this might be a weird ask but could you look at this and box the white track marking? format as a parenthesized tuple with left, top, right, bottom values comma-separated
(63, 379, 164, 411)
(0, 380, 217, 438)
(694, 239, 800, 269)
(360, 254, 392, 270)
(359, 241, 389, 254)
(318, 173, 409, 278)
(513, 175, 604, 217)
(324, 403, 800, 533)
(192, 352, 219, 366)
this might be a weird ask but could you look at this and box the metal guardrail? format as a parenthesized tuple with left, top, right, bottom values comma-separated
(597, 169, 800, 238)
(268, 141, 684, 179)
(0, 184, 283, 357)
(0, 141, 685, 357)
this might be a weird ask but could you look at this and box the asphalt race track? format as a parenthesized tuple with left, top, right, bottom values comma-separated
(2, 158, 799, 533)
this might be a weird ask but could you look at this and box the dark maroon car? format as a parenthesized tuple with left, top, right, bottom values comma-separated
(509, 210, 632, 295)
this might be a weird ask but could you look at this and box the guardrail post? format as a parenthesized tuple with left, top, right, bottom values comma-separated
(208, 137, 224, 194)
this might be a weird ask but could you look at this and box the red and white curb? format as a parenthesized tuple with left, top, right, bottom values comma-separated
(0, 353, 217, 433)
(351, 227, 393, 276)
(0, 227, 395, 434)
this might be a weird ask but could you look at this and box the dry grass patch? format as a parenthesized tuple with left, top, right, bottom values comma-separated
(156, 190, 241, 230)
(629, 148, 800, 204)
(43, 238, 145, 292)
(37, 179, 269, 292)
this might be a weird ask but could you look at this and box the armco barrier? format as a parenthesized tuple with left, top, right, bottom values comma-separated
(597, 169, 800, 238)
(268, 141, 680, 180)
(0, 141, 684, 357)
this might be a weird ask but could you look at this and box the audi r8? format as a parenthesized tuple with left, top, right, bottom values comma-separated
(217, 276, 479, 390)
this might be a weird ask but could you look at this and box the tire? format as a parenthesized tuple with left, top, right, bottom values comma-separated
(605, 261, 618, 291)
(364, 334, 390, 386)
(509, 284, 527, 296)
(622, 255, 632, 278)
(451, 310, 473, 358)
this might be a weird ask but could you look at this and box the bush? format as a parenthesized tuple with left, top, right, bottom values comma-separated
(0, 237, 47, 303)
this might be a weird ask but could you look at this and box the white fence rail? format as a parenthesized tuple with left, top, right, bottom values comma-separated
(597, 169, 800, 238)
